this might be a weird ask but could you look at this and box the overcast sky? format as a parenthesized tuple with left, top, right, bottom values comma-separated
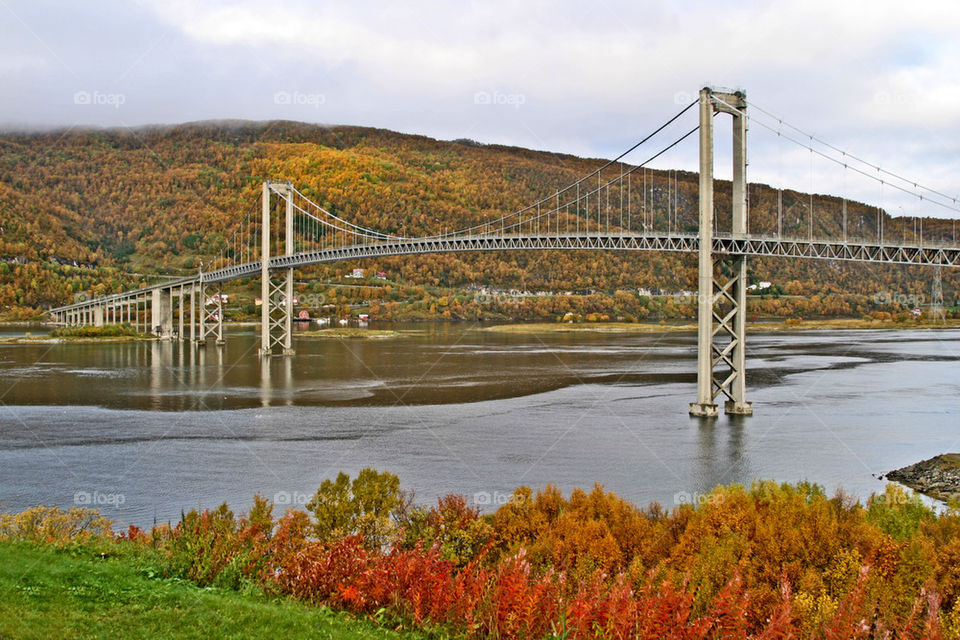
(2, 0, 959, 218)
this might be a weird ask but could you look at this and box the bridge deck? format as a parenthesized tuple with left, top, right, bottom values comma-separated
(50, 232, 960, 313)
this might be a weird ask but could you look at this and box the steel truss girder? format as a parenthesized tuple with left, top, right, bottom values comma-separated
(713, 236, 960, 266)
(48, 234, 960, 317)
(260, 234, 701, 272)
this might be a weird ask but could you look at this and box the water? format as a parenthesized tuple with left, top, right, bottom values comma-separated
(1, 322, 958, 528)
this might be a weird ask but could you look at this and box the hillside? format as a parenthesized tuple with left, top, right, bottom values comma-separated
(0, 120, 955, 320)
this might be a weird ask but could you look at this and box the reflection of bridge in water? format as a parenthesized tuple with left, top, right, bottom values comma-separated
(49, 88, 960, 417)
(147, 341, 293, 411)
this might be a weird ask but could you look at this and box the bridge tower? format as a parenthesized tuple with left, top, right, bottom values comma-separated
(259, 181, 296, 356)
(689, 87, 753, 418)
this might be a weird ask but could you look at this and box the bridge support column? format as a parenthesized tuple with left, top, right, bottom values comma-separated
(152, 288, 173, 339)
(189, 285, 197, 344)
(259, 181, 296, 356)
(178, 285, 185, 341)
(690, 87, 753, 417)
(202, 283, 224, 345)
(168, 289, 176, 339)
(690, 88, 719, 418)
(197, 274, 206, 345)
(94, 305, 104, 327)
(282, 182, 295, 355)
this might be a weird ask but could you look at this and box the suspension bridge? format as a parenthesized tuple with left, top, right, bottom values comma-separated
(47, 87, 960, 417)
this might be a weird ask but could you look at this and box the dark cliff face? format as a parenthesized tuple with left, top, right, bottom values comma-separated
(887, 454, 960, 502)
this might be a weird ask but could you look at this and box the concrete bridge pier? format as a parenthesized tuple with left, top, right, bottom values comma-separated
(690, 87, 753, 418)
(151, 288, 173, 339)
(190, 284, 198, 344)
(177, 284, 185, 341)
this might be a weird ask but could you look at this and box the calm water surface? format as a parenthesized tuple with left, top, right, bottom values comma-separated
(1, 322, 958, 527)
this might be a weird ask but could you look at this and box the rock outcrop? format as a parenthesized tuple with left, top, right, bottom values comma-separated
(886, 454, 960, 502)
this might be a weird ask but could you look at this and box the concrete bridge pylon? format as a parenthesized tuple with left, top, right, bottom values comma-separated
(260, 181, 296, 356)
(689, 87, 753, 418)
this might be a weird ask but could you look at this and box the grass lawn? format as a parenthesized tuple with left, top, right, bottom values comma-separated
(0, 541, 425, 639)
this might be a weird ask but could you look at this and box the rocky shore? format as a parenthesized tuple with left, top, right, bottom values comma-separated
(886, 454, 960, 502)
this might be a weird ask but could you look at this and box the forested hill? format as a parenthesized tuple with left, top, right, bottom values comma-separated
(0, 120, 954, 318)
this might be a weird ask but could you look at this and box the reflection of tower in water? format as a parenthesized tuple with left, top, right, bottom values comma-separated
(149, 340, 228, 410)
(931, 266, 945, 325)
(260, 355, 294, 408)
(694, 415, 748, 492)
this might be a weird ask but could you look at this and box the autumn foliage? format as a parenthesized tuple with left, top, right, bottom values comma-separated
(2, 122, 957, 319)
(5, 472, 960, 638)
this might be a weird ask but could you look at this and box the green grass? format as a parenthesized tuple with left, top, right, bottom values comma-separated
(0, 541, 424, 639)
(936, 453, 960, 471)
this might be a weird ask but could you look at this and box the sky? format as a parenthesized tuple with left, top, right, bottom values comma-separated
(2, 0, 959, 219)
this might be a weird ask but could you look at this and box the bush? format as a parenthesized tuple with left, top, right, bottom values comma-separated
(7, 477, 960, 638)
(50, 323, 145, 338)
(158, 495, 273, 588)
(306, 468, 408, 548)
(0, 505, 113, 545)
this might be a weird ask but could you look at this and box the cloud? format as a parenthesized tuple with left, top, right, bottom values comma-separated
(1, 0, 959, 216)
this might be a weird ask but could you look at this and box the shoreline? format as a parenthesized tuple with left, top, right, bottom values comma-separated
(0, 335, 156, 344)
(482, 317, 960, 334)
(885, 454, 960, 503)
(2, 316, 957, 337)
